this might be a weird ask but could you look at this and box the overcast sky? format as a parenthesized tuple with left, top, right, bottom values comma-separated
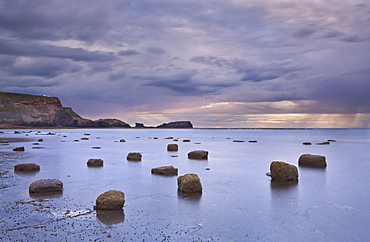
(1, 0, 370, 128)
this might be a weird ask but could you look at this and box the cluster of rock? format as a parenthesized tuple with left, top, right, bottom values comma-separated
(268, 154, 328, 182)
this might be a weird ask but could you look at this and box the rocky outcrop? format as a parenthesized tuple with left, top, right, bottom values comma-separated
(95, 190, 125, 210)
(298, 154, 327, 168)
(0, 92, 130, 128)
(29, 179, 63, 193)
(167, 144, 178, 151)
(270, 161, 298, 182)
(14, 163, 40, 171)
(151, 166, 178, 176)
(188, 150, 208, 160)
(87, 158, 104, 167)
(135, 123, 145, 128)
(0, 92, 193, 129)
(177, 174, 202, 193)
(127, 152, 142, 161)
(157, 121, 193, 128)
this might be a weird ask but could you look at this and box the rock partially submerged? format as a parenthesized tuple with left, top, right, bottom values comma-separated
(270, 161, 298, 182)
(13, 147, 25, 151)
(14, 163, 40, 171)
(95, 190, 125, 210)
(188, 150, 208, 160)
(167, 144, 178, 151)
(151, 166, 178, 176)
(87, 158, 104, 167)
(29, 179, 63, 193)
(177, 174, 202, 193)
(298, 154, 327, 168)
(127, 152, 142, 161)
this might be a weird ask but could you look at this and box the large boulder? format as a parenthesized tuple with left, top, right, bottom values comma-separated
(87, 158, 104, 167)
(298, 154, 327, 168)
(151, 166, 178, 176)
(13, 147, 25, 151)
(167, 144, 178, 151)
(14, 163, 40, 171)
(188, 150, 208, 160)
(29, 179, 63, 193)
(95, 190, 125, 210)
(127, 152, 142, 161)
(270, 161, 298, 182)
(177, 174, 202, 193)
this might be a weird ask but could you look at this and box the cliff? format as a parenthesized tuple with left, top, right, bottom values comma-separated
(157, 121, 193, 128)
(0, 92, 130, 128)
(0, 92, 192, 128)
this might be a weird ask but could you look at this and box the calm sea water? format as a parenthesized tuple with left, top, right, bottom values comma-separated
(1, 128, 370, 241)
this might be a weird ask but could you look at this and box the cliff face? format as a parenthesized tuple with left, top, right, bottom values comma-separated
(0, 92, 190, 128)
(0, 92, 130, 128)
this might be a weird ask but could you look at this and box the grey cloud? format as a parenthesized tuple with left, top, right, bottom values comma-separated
(118, 49, 140, 56)
(146, 48, 167, 55)
(6, 58, 82, 78)
(0, 1, 112, 43)
(292, 27, 317, 39)
(109, 72, 126, 81)
(0, 38, 116, 62)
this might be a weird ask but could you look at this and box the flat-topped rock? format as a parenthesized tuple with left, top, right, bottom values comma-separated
(127, 152, 142, 161)
(270, 161, 298, 182)
(13, 147, 25, 151)
(167, 144, 178, 151)
(188, 150, 208, 160)
(87, 158, 104, 167)
(95, 190, 125, 210)
(177, 174, 202, 193)
(14, 163, 40, 171)
(151, 166, 178, 176)
(29, 179, 63, 193)
(298, 154, 327, 168)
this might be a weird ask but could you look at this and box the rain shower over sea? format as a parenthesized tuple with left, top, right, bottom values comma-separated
(1, 128, 370, 241)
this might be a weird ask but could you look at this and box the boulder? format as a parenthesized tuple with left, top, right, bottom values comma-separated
(270, 161, 298, 182)
(14, 163, 40, 171)
(127, 152, 142, 161)
(188, 150, 208, 160)
(302, 142, 312, 145)
(151, 166, 178, 176)
(119, 139, 126, 142)
(95, 190, 125, 210)
(81, 137, 89, 140)
(167, 144, 178, 151)
(182, 139, 191, 142)
(298, 154, 327, 168)
(87, 158, 104, 167)
(177, 174, 202, 193)
(164, 137, 174, 139)
(13, 147, 25, 151)
(29, 179, 63, 193)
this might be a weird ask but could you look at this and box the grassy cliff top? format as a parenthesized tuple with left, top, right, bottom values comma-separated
(0, 92, 57, 102)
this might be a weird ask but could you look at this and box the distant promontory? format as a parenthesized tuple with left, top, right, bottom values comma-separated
(0, 92, 193, 128)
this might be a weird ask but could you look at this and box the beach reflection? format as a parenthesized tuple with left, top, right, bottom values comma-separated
(96, 209, 125, 225)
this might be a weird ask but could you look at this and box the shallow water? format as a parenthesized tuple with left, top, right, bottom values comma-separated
(1, 128, 370, 241)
